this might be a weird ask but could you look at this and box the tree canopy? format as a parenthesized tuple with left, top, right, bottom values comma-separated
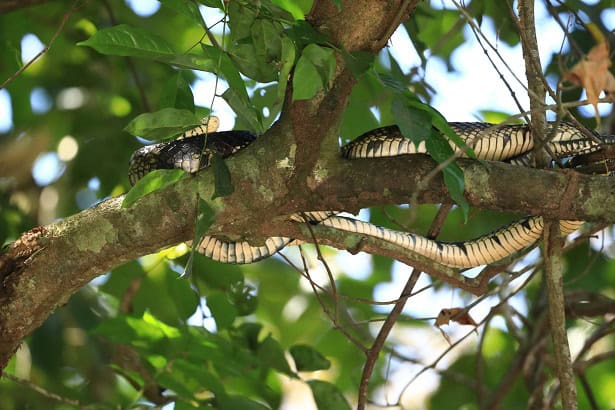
(0, 0, 614, 409)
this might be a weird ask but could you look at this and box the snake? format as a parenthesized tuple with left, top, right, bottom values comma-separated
(128, 122, 614, 268)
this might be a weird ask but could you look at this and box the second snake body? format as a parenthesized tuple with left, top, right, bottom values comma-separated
(129, 122, 612, 268)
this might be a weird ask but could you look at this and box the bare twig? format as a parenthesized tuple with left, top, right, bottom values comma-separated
(356, 204, 452, 410)
(101, 0, 151, 112)
(1, 0, 83, 90)
(2, 373, 83, 408)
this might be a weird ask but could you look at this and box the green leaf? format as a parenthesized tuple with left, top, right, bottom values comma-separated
(293, 44, 335, 100)
(207, 292, 237, 329)
(157, 359, 226, 399)
(122, 169, 186, 208)
(222, 87, 263, 133)
(391, 97, 432, 142)
(92, 312, 180, 345)
(302, 44, 335, 87)
(426, 130, 469, 218)
(160, 72, 195, 111)
(251, 19, 283, 62)
(157, 53, 218, 71)
(292, 55, 322, 100)
(307, 380, 351, 410)
(124, 107, 201, 139)
(257, 335, 295, 377)
(201, 44, 249, 101)
(277, 36, 296, 103)
(200, 0, 224, 9)
(229, 43, 278, 82)
(78, 24, 175, 58)
(415, 8, 465, 69)
(218, 395, 271, 410)
(230, 283, 258, 316)
(159, 0, 204, 27)
(210, 154, 234, 199)
(388, 93, 471, 219)
(289, 345, 331, 371)
(342, 49, 374, 78)
(228, 1, 257, 42)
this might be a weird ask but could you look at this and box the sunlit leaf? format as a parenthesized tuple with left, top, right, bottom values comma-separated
(78, 24, 175, 58)
(124, 107, 201, 139)
(122, 169, 186, 208)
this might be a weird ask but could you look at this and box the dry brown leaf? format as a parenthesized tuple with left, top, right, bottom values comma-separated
(435, 307, 478, 345)
(563, 41, 615, 122)
(435, 308, 478, 327)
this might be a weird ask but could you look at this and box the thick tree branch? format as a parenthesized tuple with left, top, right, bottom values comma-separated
(2, 151, 615, 368)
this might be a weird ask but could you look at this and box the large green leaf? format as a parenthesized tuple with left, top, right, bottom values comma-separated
(292, 44, 336, 100)
(78, 24, 175, 58)
(124, 107, 202, 139)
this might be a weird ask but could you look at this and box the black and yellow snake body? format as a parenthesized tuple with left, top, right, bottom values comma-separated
(129, 122, 614, 268)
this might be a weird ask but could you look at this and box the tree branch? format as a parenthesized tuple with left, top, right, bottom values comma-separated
(2, 151, 615, 369)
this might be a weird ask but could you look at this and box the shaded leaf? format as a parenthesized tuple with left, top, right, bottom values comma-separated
(160, 0, 204, 27)
(211, 154, 234, 199)
(307, 380, 351, 410)
(222, 87, 263, 132)
(289, 345, 331, 371)
(257, 335, 295, 377)
(201, 44, 249, 101)
(293, 44, 335, 100)
(391, 97, 432, 142)
(207, 292, 237, 329)
(160, 72, 195, 111)
(218, 395, 271, 410)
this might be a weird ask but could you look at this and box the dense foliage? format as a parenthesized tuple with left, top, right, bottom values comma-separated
(0, 1, 613, 409)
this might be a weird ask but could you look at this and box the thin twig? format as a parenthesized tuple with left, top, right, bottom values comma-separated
(1, 1, 83, 90)
(356, 204, 451, 410)
(102, 0, 151, 112)
(3, 373, 83, 408)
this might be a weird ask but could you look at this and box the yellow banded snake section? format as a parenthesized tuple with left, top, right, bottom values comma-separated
(128, 123, 613, 268)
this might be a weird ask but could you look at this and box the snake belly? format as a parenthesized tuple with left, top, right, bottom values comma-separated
(128, 122, 608, 268)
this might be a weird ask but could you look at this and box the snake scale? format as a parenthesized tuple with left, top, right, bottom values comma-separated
(129, 122, 614, 268)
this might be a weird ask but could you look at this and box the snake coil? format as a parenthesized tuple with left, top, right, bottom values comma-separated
(129, 122, 614, 268)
